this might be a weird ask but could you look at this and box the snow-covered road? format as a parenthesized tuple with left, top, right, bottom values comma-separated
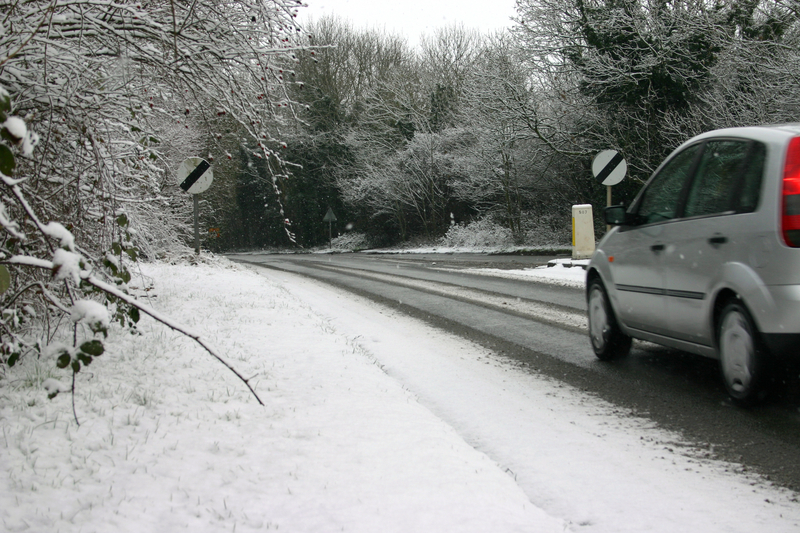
(263, 265, 800, 533)
(2, 259, 798, 532)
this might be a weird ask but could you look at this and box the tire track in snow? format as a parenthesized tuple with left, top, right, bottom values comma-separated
(304, 262, 588, 334)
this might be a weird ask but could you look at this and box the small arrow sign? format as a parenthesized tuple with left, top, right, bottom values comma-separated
(177, 157, 213, 194)
(323, 208, 337, 248)
(323, 208, 337, 222)
(592, 150, 627, 186)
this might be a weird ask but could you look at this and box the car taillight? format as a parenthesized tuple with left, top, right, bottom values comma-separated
(782, 137, 800, 247)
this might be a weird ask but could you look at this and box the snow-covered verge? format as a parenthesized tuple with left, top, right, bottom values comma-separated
(1, 259, 799, 532)
(0, 261, 561, 533)
(452, 258, 589, 288)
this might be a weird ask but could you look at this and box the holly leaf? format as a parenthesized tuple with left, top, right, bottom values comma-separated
(0, 145, 15, 176)
(103, 258, 119, 275)
(79, 339, 104, 356)
(56, 353, 71, 369)
(0, 265, 10, 294)
(0, 91, 9, 121)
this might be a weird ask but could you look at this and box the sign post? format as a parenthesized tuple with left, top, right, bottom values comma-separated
(323, 208, 337, 249)
(592, 149, 627, 206)
(177, 157, 214, 255)
(592, 150, 627, 232)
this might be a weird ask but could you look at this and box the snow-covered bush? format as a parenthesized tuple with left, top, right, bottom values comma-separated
(2, 0, 309, 259)
(0, 0, 304, 416)
(437, 214, 570, 251)
(439, 218, 515, 249)
(0, 101, 117, 404)
(522, 214, 571, 247)
(330, 232, 373, 252)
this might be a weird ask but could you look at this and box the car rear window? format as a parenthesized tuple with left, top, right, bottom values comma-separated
(683, 140, 765, 218)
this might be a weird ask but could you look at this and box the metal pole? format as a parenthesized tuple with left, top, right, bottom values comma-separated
(193, 194, 200, 255)
(328, 220, 332, 249)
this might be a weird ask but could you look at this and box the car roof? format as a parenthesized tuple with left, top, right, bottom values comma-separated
(643, 124, 800, 188)
(690, 124, 800, 144)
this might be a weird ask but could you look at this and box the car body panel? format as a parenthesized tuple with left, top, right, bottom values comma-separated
(608, 223, 668, 336)
(661, 215, 728, 346)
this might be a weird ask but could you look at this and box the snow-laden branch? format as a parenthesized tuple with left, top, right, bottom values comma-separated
(85, 273, 265, 406)
(3, 254, 265, 405)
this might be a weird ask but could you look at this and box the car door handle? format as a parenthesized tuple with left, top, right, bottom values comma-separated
(651, 244, 665, 253)
(709, 235, 728, 247)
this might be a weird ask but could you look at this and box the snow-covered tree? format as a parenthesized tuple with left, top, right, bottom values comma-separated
(512, 0, 727, 183)
(281, 16, 409, 245)
(667, 0, 800, 136)
(336, 26, 486, 239)
(0, 0, 308, 409)
(2, 0, 307, 254)
(454, 35, 532, 237)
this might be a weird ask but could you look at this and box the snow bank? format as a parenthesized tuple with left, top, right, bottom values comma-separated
(460, 258, 589, 288)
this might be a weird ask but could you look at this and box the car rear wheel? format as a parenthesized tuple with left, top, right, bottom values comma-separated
(718, 301, 769, 406)
(588, 278, 632, 361)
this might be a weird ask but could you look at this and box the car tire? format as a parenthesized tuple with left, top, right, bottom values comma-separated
(588, 277, 632, 361)
(717, 300, 769, 406)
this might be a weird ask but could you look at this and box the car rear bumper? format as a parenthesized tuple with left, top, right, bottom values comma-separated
(761, 285, 800, 331)
(755, 285, 800, 358)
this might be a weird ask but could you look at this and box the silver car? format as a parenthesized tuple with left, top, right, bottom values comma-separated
(586, 124, 800, 405)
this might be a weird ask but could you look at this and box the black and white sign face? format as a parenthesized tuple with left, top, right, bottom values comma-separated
(177, 157, 213, 194)
(592, 150, 627, 186)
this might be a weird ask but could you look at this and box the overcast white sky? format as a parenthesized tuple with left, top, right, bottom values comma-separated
(299, 0, 518, 48)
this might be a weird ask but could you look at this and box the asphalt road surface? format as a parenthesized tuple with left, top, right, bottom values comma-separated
(228, 251, 800, 493)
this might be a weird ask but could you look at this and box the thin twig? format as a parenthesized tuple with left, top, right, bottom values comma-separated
(71, 371, 80, 426)
(0, 0, 57, 68)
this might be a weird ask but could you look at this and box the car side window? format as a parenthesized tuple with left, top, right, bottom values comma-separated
(683, 140, 761, 218)
(636, 144, 701, 224)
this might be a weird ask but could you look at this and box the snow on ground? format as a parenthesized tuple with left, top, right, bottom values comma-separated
(446, 258, 589, 288)
(1, 258, 799, 532)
